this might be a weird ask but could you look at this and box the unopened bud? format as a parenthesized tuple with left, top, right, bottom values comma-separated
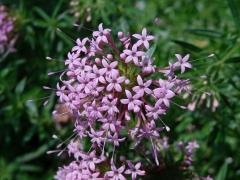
(118, 31, 124, 38)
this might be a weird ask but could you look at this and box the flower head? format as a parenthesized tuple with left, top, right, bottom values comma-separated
(0, 5, 16, 55)
(52, 24, 192, 179)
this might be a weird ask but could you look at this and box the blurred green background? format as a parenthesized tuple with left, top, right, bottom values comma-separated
(0, 0, 240, 179)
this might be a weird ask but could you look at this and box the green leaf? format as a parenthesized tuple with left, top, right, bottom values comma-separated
(34, 7, 50, 21)
(146, 43, 157, 58)
(19, 164, 42, 172)
(172, 40, 202, 52)
(15, 144, 51, 163)
(225, 56, 240, 63)
(187, 29, 223, 38)
(15, 78, 27, 94)
(227, 0, 240, 29)
(216, 161, 228, 180)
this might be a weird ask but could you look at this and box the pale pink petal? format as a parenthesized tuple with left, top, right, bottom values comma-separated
(147, 35, 154, 40)
(132, 86, 140, 92)
(175, 54, 182, 61)
(128, 102, 135, 110)
(181, 66, 185, 73)
(166, 90, 175, 98)
(132, 44, 138, 52)
(102, 59, 109, 67)
(99, 76, 106, 83)
(102, 36, 108, 43)
(133, 34, 142, 39)
(135, 162, 141, 169)
(99, 23, 103, 31)
(120, 99, 129, 104)
(93, 31, 100, 37)
(145, 80, 152, 87)
(125, 56, 132, 63)
(136, 51, 144, 56)
(182, 54, 190, 62)
(137, 75, 143, 85)
(133, 106, 140, 112)
(125, 90, 132, 98)
(107, 83, 114, 91)
(184, 62, 192, 68)
(134, 100, 142, 105)
(117, 76, 125, 83)
(142, 28, 147, 36)
(118, 165, 125, 173)
(110, 61, 118, 68)
(115, 84, 122, 92)
(124, 49, 132, 55)
(144, 41, 149, 49)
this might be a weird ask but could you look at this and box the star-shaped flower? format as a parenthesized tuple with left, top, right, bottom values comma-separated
(105, 163, 126, 180)
(133, 28, 154, 49)
(120, 90, 142, 112)
(72, 38, 89, 54)
(145, 104, 166, 119)
(174, 54, 192, 73)
(123, 44, 144, 64)
(101, 59, 119, 76)
(132, 75, 152, 96)
(125, 161, 145, 180)
(106, 74, 125, 92)
(93, 23, 111, 44)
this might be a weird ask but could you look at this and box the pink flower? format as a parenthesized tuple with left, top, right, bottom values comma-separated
(153, 87, 175, 107)
(174, 54, 192, 73)
(123, 44, 144, 64)
(132, 75, 152, 96)
(133, 28, 154, 49)
(89, 65, 106, 84)
(153, 80, 175, 107)
(84, 100, 102, 119)
(51, 24, 193, 179)
(101, 98, 119, 115)
(120, 90, 142, 112)
(93, 23, 111, 44)
(88, 128, 105, 146)
(100, 118, 121, 132)
(74, 57, 92, 73)
(65, 52, 80, 70)
(107, 132, 126, 146)
(106, 74, 125, 92)
(125, 162, 145, 180)
(145, 104, 166, 119)
(101, 59, 119, 76)
(72, 38, 89, 54)
(105, 163, 126, 180)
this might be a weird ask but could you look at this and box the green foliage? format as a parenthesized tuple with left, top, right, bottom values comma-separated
(0, 0, 240, 179)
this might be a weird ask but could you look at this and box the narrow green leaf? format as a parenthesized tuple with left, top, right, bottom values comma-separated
(19, 164, 42, 172)
(15, 144, 51, 163)
(227, 0, 240, 29)
(216, 161, 228, 180)
(172, 40, 202, 52)
(146, 43, 157, 58)
(15, 78, 27, 94)
(187, 29, 223, 38)
(34, 7, 50, 21)
(225, 56, 240, 63)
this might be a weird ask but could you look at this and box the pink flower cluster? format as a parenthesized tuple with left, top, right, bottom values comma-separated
(0, 5, 15, 54)
(55, 140, 145, 180)
(54, 23, 192, 179)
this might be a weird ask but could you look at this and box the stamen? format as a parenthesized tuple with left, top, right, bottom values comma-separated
(73, 23, 94, 32)
(48, 70, 65, 76)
